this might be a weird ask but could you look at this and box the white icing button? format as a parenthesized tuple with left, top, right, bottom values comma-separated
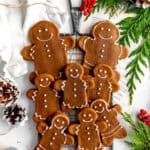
(44, 105, 48, 108)
(100, 83, 102, 86)
(104, 116, 106, 119)
(45, 28, 48, 31)
(108, 124, 111, 127)
(48, 55, 51, 57)
(46, 78, 49, 81)
(74, 83, 77, 86)
(50, 142, 53, 146)
(102, 44, 106, 47)
(45, 44, 48, 48)
(99, 88, 101, 90)
(102, 50, 105, 53)
(88, 137, 91, 141)
(54, 132, 57, 136)
(74, 94, 77, 97)
(44, 99, 47, 102)
(44, 94, 47, 97)
(106, 120, 109, 123)
(74, 88, 77, 91)
(100, 55, 104, 58)
(88, 132, 90, 135)
(87, 127, 90, 130)
(47, 49, 50, 52)
(108, 28, 111, 31)
(40, 78, 44, 82)
(97, 92, 100, 95)
(101, 27, 104, 30)
(52, 137, 55, 140)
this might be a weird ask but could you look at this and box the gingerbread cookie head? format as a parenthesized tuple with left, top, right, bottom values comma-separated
(65, 63, 84, 79)
(78, 108, 98, 123)
(92, 21, 119, 41)
(91, 99, 107, 114)
(94, 64, 113, 79)
(52, 113, 70, 130)
(29, 21, 59, 43)
(35, 74, 54, 88)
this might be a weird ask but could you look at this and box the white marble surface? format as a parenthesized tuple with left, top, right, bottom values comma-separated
(0, 0, 150, 150)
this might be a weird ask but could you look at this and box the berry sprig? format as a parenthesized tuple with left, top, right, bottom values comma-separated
(80, 0, 96, 16)
(137, 109, 150, 127)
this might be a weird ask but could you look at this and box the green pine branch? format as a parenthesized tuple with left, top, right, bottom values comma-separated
(122, 113, 150, 150)
(85, 0, 134, 20)
(118, 7, 150, 104)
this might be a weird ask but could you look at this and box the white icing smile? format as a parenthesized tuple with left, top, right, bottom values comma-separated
(70, 73, 80, 78)
(99, 34, 112, 40)
(97, 74, 107, 78)
(83, 118, 93, 123)
(36, 33, 53, 42)
(54, 124, 64, 129)
(39, 82, 51, 87)
(94, 106, 104, 113)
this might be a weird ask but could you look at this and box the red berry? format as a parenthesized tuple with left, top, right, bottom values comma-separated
(145, 115, 150, 120)
(137, 114, 143, 119)
(140, 109, 148, 115)
(146, 122, 150, 126)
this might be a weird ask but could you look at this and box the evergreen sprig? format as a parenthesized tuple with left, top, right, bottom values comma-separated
(118, 7, 150, 104)
(86, 0, 134, 19)
(122, 113, 150, 150)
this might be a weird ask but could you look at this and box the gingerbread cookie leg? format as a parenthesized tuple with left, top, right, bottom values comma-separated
(29, 71, 37, 84)
(115, 127, 127, 138)
(119, 46, 128, 59)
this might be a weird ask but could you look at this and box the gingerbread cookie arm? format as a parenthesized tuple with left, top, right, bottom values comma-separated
(36, 122, 48, 134)
(54, 80, 65, 91)
(83, 76, 95, 89)
(21, 45, 36, 60)
(64, 134, 74, 145)
(78, 36, 90, 51)
(111, 104, 122, 113)
(115, 45, 128, 59)
(68, 124, 79, 135)
(26, 89, 38, 101)
(96, 121, 108, 133)
(111, 81, 120, 92)
(60, 36, 75, 51)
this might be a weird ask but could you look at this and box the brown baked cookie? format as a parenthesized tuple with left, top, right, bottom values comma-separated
(21, 21, 75, 79)
(78, 20, 128, 74)
(69, 108, 105, 150)
(54, 63, 94, 111)
(27, 74, 60, 122)
(87, 64, 119, 104)
(35, 113, 74, 150)
(91, 99, 127, 146)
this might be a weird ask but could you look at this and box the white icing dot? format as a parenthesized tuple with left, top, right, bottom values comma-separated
(44, 105, 47, 108)
(47, 49, 50, 52)
(97, 92, 100, 95)
(74, 83, 77, 86)
(102, 44, 106, 47)
(50, 142, 53, 146)
(88, 137, 91, 141)
(104, 116, 106, 119)
(48, 55, 51, 58)
(74, 94, 77, 97)
(104, 70, 107, 74)
(44, 94, 47, 97)
(100, 55, 104, 58)
(57, 119, 59, 122)
(62, 121, 65, 124)
(94, 106, 97, 109)
(40, 78, 44, 82)
(99, 104, 102, 107)
(74, 88, 77, 91)
(70, 69, 73, 72)
(44, 99, 47, 102)
(46, 78, 49, 81)
(87, 127, 90, 130)
(83, 114, 86, 117)
(54, 132, 57, 136)
(45, 28, 48, 31)
(45, 44, 48, 48)
(102, 49, 105, 53)
(98, 88, 101, 90)
(106, 120, 109, 123)
(108, 28, 111, 31)
(88, 114, 91, 117)
(108, 124, 111, 127)
(75, 69, 79, 72)
(99, 69, 102, 73)
(88, 132, 90, 135)
(38, 29, 42, 33)
(101, 27, 104, 30)
(52, 137, 55, 140)
(100, 83, 103, 86)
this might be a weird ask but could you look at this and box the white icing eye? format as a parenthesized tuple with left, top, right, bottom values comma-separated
(75, 69, 79, 72)
(38, 29, 42, 33)
(62, 121, 65, 124)
(40, 78, 44, 82)
(94, 105, 97, 109)
(56, 119, 59, 122)
(104, 70, 107, 74)
(108, 28, 111, 31)
(83, 114, 86, 117)
(45, 28, 48, 31)
(45, 78, 49, 81)
(99, 69, 103, 73)
(70, 69, 73, 72)
(88, 114, 92, 117)
(101, 27, 104, 30)
(99, 104, 102, 107)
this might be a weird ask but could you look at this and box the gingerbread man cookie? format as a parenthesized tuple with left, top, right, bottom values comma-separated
(87, 64, 119, 104)
(78, 21, 128, 74)
(54, 63, 94, 111)
(27, 74, 60, 122)
(21, 21, 75, 79)
(35, 113, 74, 150)
(69, 108, 105, 150)
(91, 99, 127, 146)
